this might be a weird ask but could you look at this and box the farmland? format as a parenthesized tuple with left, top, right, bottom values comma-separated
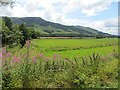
(10, 38, 118, 58)
(1, 38, 119, 89)
(33, 38, 118, 57)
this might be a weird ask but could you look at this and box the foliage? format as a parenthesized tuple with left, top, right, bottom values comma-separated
(1, 17, 39, 47)
(1, 43, 118, 88)
(3, 17, 13, 31)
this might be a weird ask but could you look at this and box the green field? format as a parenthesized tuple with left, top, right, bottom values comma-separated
(11, 38, 118, 59)
(30, 38, 118, 58)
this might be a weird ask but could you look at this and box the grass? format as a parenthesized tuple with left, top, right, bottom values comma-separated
(33, 38, 118, 48)
(9, 38, 118, 59)
(43, 45, 118, 58)
(2, 38, 118, 88)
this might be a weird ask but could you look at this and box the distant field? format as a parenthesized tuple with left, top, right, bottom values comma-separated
(33, 38, 118, 48)
(11, 38, 118, 59)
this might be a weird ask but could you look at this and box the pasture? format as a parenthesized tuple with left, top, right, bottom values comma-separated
(32, 38, 118, 58)
(10, 38, 118, 59)
(2, 38, 118, 88)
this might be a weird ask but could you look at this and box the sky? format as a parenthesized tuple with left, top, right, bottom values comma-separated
(0, 0, 119, 35)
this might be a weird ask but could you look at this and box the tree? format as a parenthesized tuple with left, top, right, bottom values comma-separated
(19, 24, 29, 48)
(2, 20, 23, 47)
(2, 21, 11, 46)
(12, 25, 23, 46)
(2, 17, 39, 48)
(0, 0, 15, 8)
(3, 17, 13, 31)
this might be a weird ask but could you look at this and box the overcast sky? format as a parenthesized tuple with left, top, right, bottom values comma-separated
(0, 0, 119, 35)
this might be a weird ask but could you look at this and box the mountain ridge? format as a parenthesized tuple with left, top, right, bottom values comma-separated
(10, 17, 111, 37)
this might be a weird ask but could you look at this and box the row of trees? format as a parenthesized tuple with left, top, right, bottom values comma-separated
(1, 17, 39, 48)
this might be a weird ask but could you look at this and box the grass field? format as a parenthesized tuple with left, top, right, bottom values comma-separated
(2, 38, 118, 88)
(10, 38, 118, 59)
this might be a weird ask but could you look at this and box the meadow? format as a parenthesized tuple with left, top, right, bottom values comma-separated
(10, 38, 118, 58)
(1, 38, 119, 89)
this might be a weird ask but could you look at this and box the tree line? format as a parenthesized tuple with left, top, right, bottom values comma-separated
(1, 17, 39, 48)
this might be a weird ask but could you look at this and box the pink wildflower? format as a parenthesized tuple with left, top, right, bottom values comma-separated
(52, 54, 57, 60)
(32, 56, 36, 63)
(0, 52, 2, 58)
(2, 48, 6, 54)
(39, 53, 44, 58)
(13, 56, 20, 63)
(6, 52, 12, 57)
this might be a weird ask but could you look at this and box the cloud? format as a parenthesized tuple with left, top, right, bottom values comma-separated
(80, 1, 110, 16)
(62, 17, 118, 35)
(1, 0, 118, 17)
(87, 18, 118, 35)
(0, 0, 118, 35)
(61, 0, 118, 16)
(104, 17, 118, 27)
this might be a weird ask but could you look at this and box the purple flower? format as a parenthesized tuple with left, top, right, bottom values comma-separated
(6, 52, 12, 57)
(0, 52, 2, 58)
(32, 56, 36, 63)
(39, 53, 44, 58)
(2, 48, 6, 54)
(52, 54, 57, 60)
(13, 56, 20, 63)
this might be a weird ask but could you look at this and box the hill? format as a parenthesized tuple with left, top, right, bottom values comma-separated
(10, 17, 111, 37)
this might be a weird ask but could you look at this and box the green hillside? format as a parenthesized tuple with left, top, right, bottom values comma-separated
(10, 17, 111, 37)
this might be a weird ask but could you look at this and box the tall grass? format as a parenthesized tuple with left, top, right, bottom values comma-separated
(1, 41, 118, 89)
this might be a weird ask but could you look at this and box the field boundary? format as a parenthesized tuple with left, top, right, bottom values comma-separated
(38, 43, 118, 52)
